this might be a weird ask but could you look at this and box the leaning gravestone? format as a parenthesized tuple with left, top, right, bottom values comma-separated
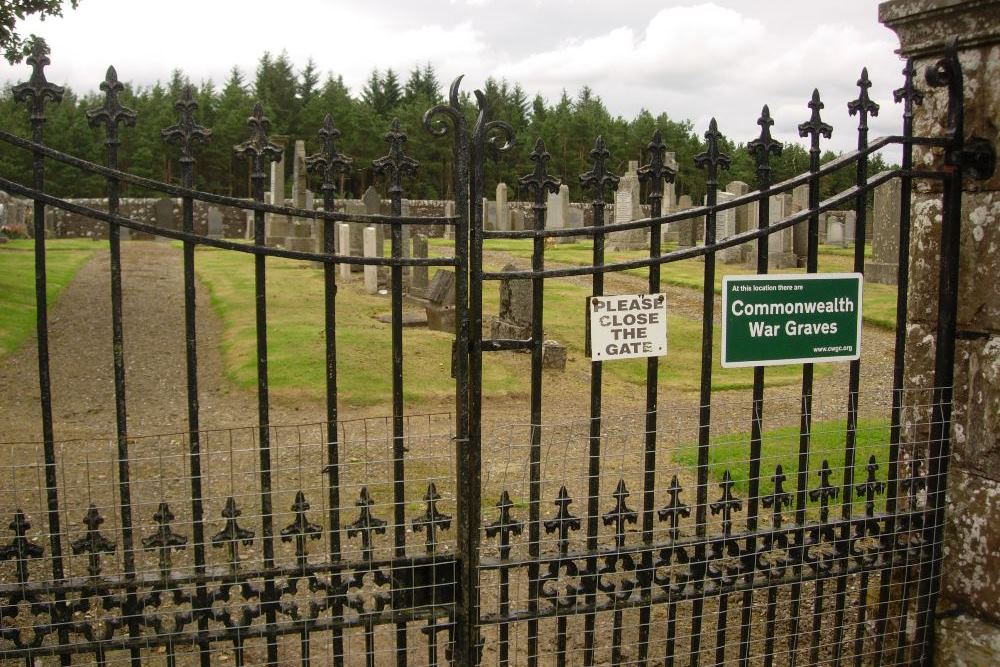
(425, 270, 456, 332)
(865, 179, 901, 285)
(490, 263, 533, 340)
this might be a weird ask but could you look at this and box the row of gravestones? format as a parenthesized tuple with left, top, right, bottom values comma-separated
(481, 174, 901, 285)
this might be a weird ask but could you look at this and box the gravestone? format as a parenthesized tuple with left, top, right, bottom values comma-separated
(844, 210, 856, 244)
(292, 140, 308, 208)
(410, 234, 429, 299)
(768, 193, 798, 269)
(337, 223, 351, 280)
(726, 181, 753, 262)
(484, 198, 496, 231)
(444, 200, 456, 240)
(363, 227, 379, 294)
(425, 270, 456, 332)
(546, 185, 571, 243)
(610, 161, 647, 249)
(154, 198, 176, 242)
(510, 208, 525, 232)
(865, 179, 900, 285)
(542, 340, 567, 370)
(791, 185, 809, 262)
(674, 195, 697, 248)
(207, 207, 224, 239)
(663, 152, 678, 213)
(490, 263, 532, 340)
(496, 182, 510, 231)
(827, 218, 845, 245)
(713, 191, 740, 263)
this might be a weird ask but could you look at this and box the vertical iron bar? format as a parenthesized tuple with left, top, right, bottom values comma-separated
(580, 135, 616, 667)
(742, 105, 779, 667)
(13, 45, 71, 667)
(162, 85, 212, 667)
(837, 68, 880, 667)
(691, 119, 729, 667)
(914, 46, 965, 666)
(872, 59, 920, 667)
(391, 173, 408, 667)
(234, 103, 282, 667)
(518, 138, 558, 667)
(636, 129, 672, 667)
(86, 66, 141, 667)
(787, 91, 831, 666)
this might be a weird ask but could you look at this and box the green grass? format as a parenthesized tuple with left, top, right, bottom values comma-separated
(0, 239, 99, 358)
(672, 418, 892, 503)
(443, 238, 899, 330)
(191, 244, 818, 407)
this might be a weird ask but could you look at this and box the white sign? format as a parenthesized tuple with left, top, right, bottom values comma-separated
(589, 293, 668, 361)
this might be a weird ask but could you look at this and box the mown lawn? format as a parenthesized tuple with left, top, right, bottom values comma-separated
(672, 418, 892, 506)
(0, 239, 99, 358)
(192, 245, 818, 406)
(449, 238, 899, 330)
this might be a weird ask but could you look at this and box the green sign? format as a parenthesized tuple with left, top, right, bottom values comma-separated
(721, 273, 863, 368)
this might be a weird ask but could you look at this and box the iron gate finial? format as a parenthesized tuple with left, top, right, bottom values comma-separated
(305, 114, 352, 195)
(580, 135, 619, 205)
(86, 66, 137, 146)
(748, 105, 782, 175)
(162, 85, 211, 164)
(637, 128, 676, 203)
(12, 41, 63, 122)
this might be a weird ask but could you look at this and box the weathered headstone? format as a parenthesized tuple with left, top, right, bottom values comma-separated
(844, 210, 857, 244)
(363, 227, 379, 294)
(542, 340, 567, 370)
(444, 200, 456, 240)
(207, 207, 224, 239)
(768, 193, 798, 269)
(496, 182, 510, 231)
(425, 270, 456, 332)
(827, 218, 845, 245)
(292, 140, 308, 208)
(490, 263, 532, 340)
(610, 161, 647, 249)
(791, 185, 810, 262)
(510, 208, 525, 232)
(865, 179, 901, 284)
(663, 152, 678, 213)
(154, 198, 176, 231)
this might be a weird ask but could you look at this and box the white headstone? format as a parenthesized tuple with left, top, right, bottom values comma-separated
(363, 226, 378, 294)
(496, 182, 509, 231)
(338, 223, 351, 280)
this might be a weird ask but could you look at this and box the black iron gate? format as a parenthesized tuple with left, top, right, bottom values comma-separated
(0, 41, 994, 666)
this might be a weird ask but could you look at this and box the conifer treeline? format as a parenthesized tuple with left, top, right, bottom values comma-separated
(0, 52, 884, 204)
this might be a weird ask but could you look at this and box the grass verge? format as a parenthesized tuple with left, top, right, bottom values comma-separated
(0, 239, 98, 358)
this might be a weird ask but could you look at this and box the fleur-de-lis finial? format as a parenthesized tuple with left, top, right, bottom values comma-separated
(305, 114, 353, 195)
(212, 497, 254, 571)
(857, 455, 886, 517)
(12, 41, 64, 122)
(373, 118, 418, 196)
(485, 490, 523, 560)
(798, 89, 833, 154)
(0, 510, 44, 583)
(710, 470, 742, 536)
(544, 486, 580, 555)
(894, 59, 924, 114)
(658, 475, 690, 541)
(142, 502, 187, 573)
(234, 102, 283, 180)
(519, 138, 561, 206)
(694, 118, 732, 186)
(809, 460, 840, 524)
(162, 85, 211, 165)
(280, 491, 322, 562)
(71, 505, 116, 578)
(347, 487, 387, 558)
(86, 66, 137, 147)
(761, 465, 792, 530)
(579, 135, 619, 204)
(747, 105, 783, 176)
(848, 67, 880, 133)
(412, 483, 452, 554)
(638, 129, 676, 203)
(602, 479, 638, 548)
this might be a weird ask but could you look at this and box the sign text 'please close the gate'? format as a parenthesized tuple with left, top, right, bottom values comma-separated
(722, 273, 863, 367)
(589, 293, 668, 361)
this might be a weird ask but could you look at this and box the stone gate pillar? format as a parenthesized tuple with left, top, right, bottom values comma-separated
(880, 0, 1000, 662)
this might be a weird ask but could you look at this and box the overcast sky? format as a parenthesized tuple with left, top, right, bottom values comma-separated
(5, 0, 906, 153)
